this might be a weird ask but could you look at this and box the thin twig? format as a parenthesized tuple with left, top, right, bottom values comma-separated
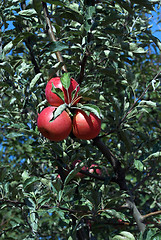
(120, 70, 161, 125)
(77, 33, 92, 85)
(142, 210, 161, 221)
(20, 1, 42, 75)
(42, 2, 67, 73)
(99, 69, 161, 138)
(77, 54, 88, 85)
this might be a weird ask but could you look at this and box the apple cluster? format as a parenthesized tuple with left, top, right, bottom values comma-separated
(72, 160, 102, 179)
(37, 76, 101, 141)
(57, 160, 102, 179)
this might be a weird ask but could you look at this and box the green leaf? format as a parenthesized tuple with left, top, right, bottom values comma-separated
(23, 236, 35, 240)
(131, 0, 155, 10)
(113, 236, 126, 240)
(12, 33, 34, 45)
(37, 194, 51, 207)
(3, 41, 14, 54)
(115, 0, 133, 14)
(138, 229, 160, 240)
(23, 176, 39, 190)
(58, 7, 83, 23)
(118, 130, 132, 152)
(48, 207, 65, 220)
(41, 42, 69, 54)
(50, 104, 67, 121)
(101, 209, 128, 221)
(120, 231, 135, 240)
(24, 198, 36, 210)
(6, 132, 24, 138)
(143, 152, 161, 162)
(133, 47, 147, 54)
(29, 73, 42, 90)
(22, 171, 30, 181)
(33, 0, 42, 16)
(0, 62, 13, 74)
(64, 162, 84, 185)
(113, 231, 135, 240)
(139, 100, 157, 108)
(60, 73, 71, 90)
(48, 62, 65, 79)
(86, 5, 96, 20)
(51, 82, 64, 101)
(42, 0, 65, 6)
(37, 99, 47, 108)
(134, 160, 144, 171)
(18, 9, 37, 17)
(77, 104, 101, 119)
(30, 211, 38, 233)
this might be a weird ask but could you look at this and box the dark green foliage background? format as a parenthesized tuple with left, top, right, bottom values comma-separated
(0, 0, 161, 239)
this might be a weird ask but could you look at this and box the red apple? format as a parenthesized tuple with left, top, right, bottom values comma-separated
(72, 160, 87, 178)
(72, 110, 101, 140)
(45, 77, 80, 106)
(37, 106, 72, 141)
(89, 164, 102, 175)
(57, 174, 61, 179)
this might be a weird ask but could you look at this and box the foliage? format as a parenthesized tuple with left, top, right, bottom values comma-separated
(0, 0, 161, 239)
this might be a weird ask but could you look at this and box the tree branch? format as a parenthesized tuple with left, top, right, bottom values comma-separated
(93, 137, 127, 190)
(42, 2, 67, 73)
(77, 32, 92, 85)
(142, 210, 161, 221)
(20, 1, 42, 75)
(93, 137, 146, 232)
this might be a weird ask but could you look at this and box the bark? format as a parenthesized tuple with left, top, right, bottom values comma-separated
(93, 137, 146, 232)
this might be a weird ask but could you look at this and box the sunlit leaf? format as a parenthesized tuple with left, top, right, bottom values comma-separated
(6, 132, 24, 138)
(60, 73, 71, 90)
(51, 82, 65, 101)
(134, 160, 144, 171)
(23, 176, 39, 190)
(50, 104, 67, 121)
(18, 9, 37, 16)
(41, 42, 69, 54)
(77, 104, 101, 118)
(29, 73, 42, 90)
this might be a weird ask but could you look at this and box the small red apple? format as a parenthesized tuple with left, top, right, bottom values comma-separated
(57, 174, 61, 179)
(72, 110, 101, 140)
(89, 164, 102, 175)
(72, 160, 87, 178)
(45, 77, 80, 106)
(118, 219, 123, 223)
(37, 106, 72, 141)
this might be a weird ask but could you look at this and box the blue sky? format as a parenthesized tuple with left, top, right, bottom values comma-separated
(150, 10, 161, 41)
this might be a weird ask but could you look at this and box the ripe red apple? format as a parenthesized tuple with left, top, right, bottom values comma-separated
(72, 160, 87, 178)
(72, 110, 101, 140)
(89, 164, 102, 175)
(37, 106, 72, 141)
(57, 174, 61, 179)
(45, 77, 80, 106)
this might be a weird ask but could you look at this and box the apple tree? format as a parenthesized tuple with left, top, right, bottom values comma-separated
(0, 0, 161, 239)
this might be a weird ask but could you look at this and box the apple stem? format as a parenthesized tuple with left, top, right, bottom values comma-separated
(71, 96, 82, 106)
(66, 88, 70, 105)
